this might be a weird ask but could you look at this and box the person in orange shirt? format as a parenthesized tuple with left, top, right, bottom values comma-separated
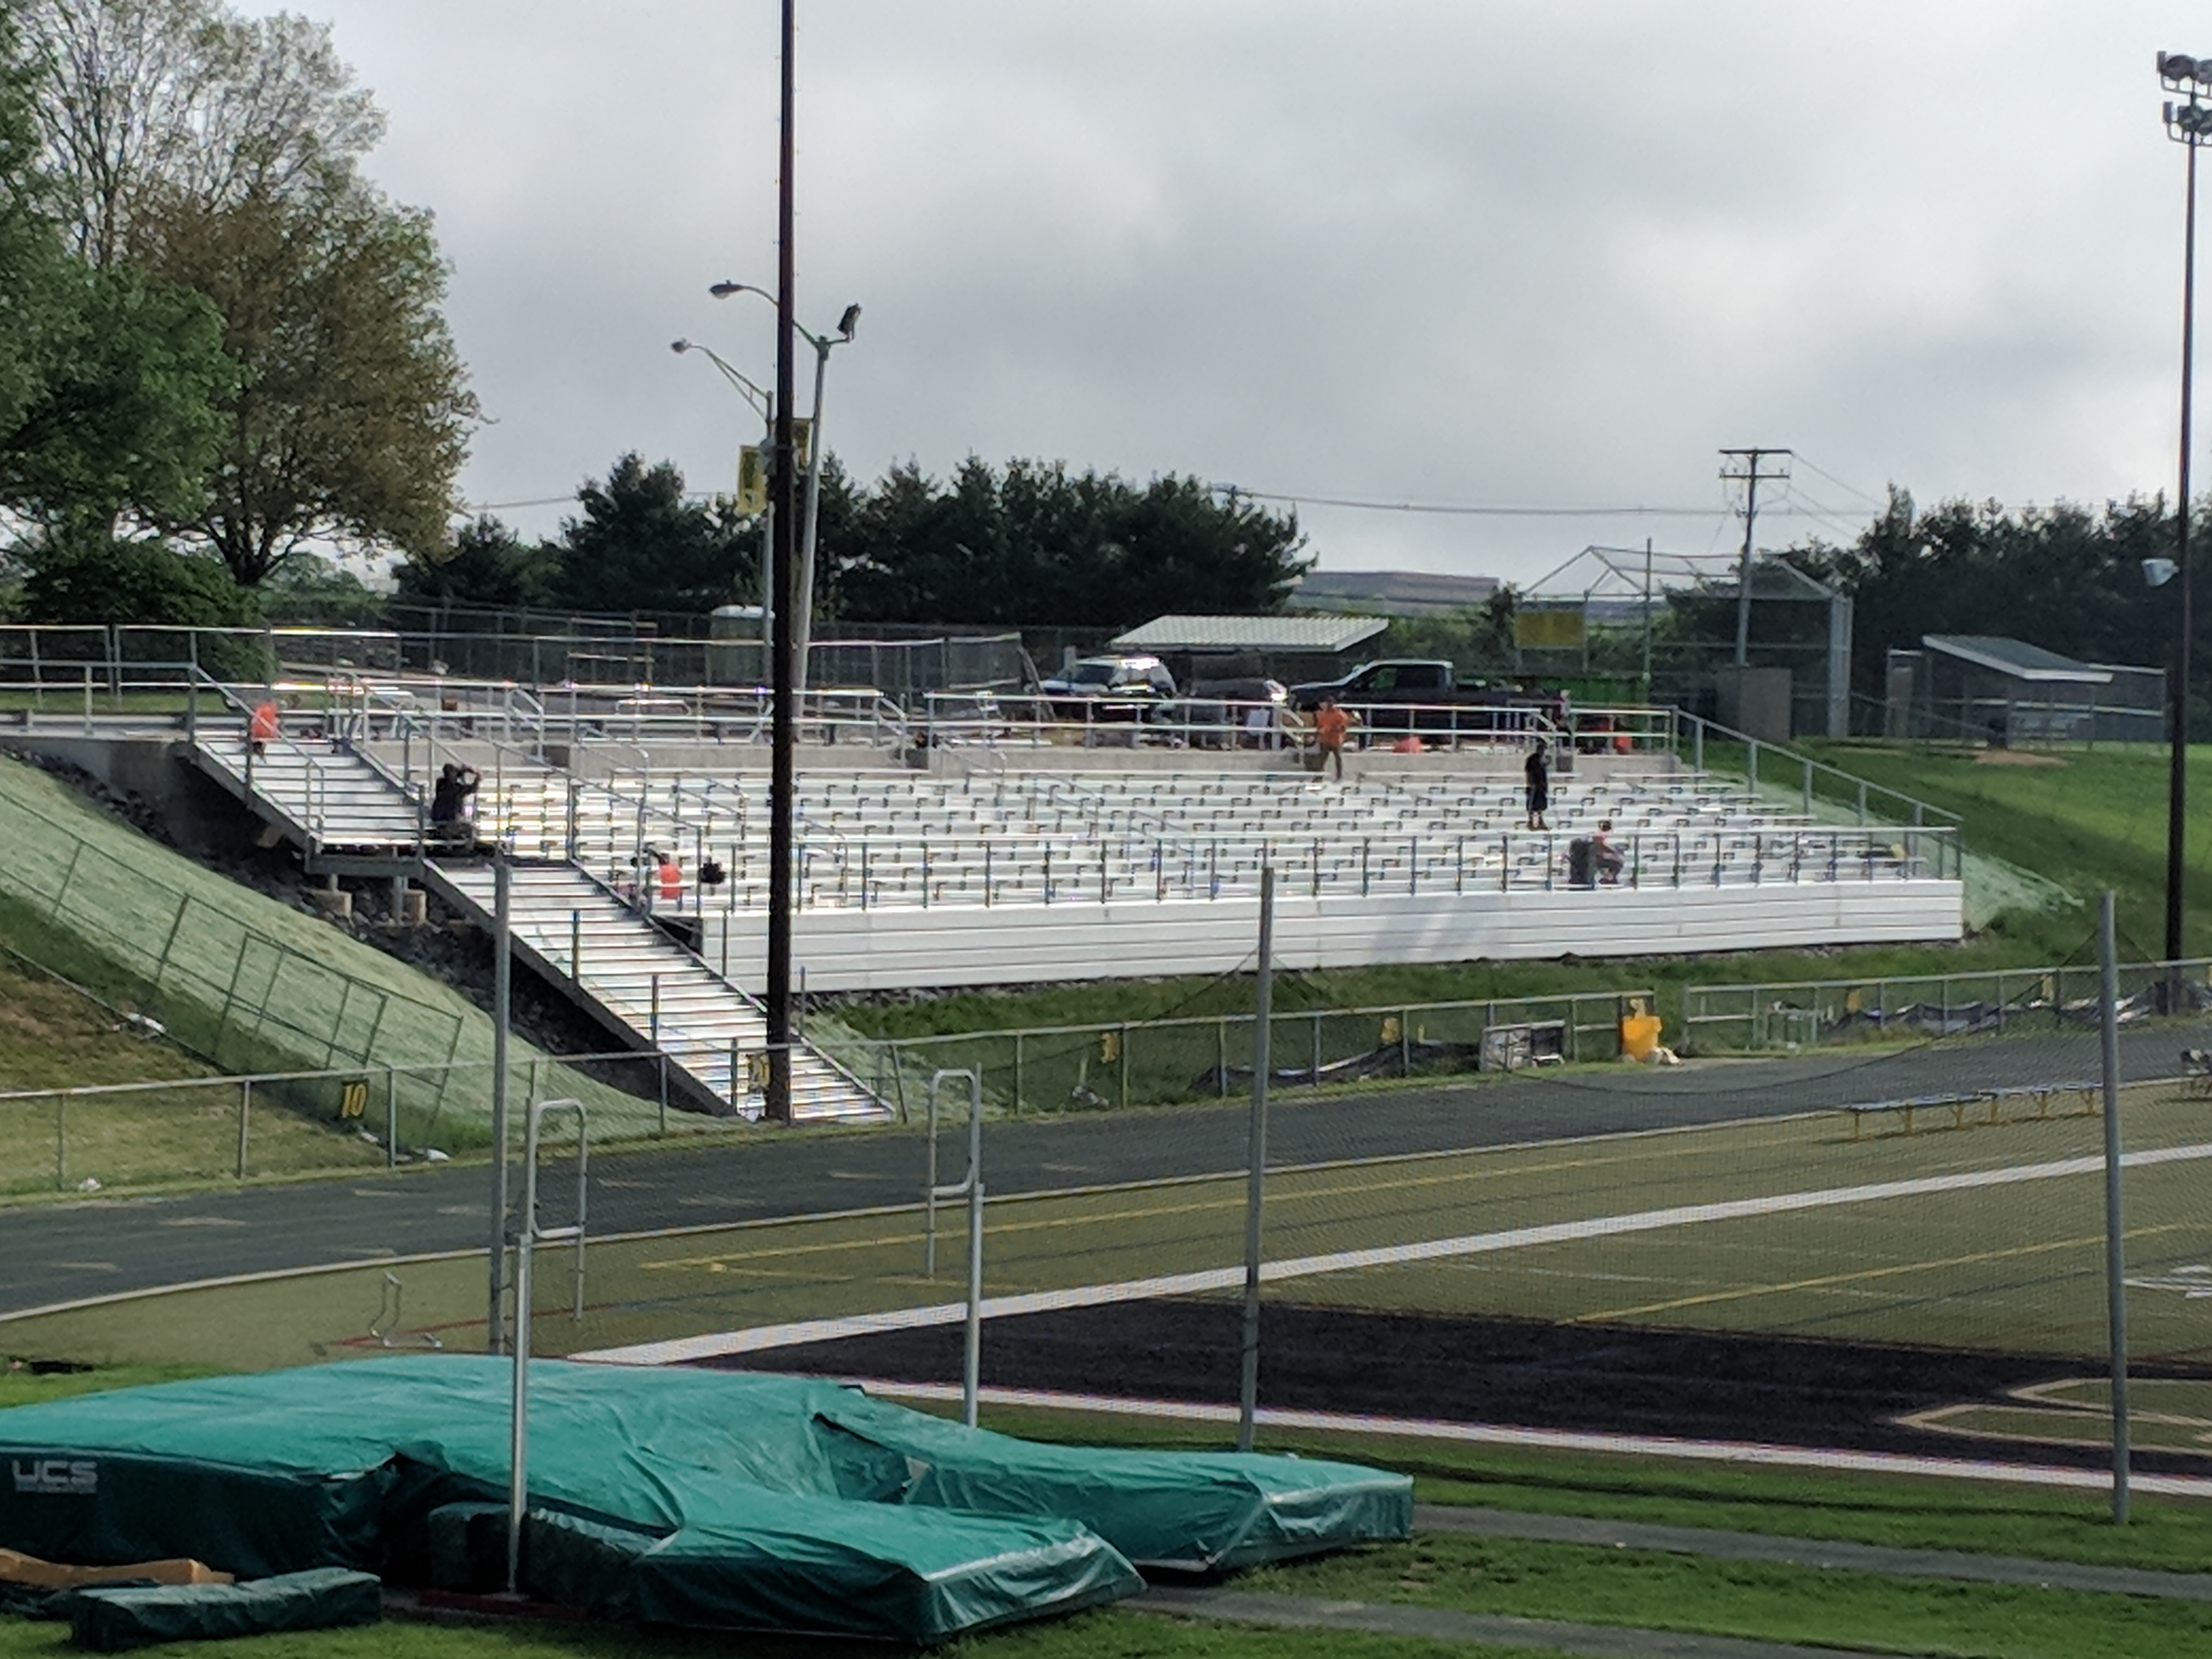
(1314, 697, 1355, 781)
(248, 699, 280, 757)
(657, 851, 684, 907)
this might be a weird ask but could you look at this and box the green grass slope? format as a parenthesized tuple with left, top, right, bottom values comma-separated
(1813, 743, 2212, 963)
(0, 755, 684, 1149)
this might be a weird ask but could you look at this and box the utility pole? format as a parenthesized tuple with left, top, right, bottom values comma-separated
(1720, 448, 1792, 667)
(765, 0, 798, 1122)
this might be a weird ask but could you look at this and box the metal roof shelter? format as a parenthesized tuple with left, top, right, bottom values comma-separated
(1286, 570, 1502, 618)
(1110, 614, 1389, 685)
(1921, 635, 2111, 685)
(1891, 635, 2160, 745)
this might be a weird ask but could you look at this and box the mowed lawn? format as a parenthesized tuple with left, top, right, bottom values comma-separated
(8, 1084, 2202, 1374)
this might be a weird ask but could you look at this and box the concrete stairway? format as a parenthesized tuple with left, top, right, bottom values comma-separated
(190, 727, 426, 856)
(422, 860, 885, 1124)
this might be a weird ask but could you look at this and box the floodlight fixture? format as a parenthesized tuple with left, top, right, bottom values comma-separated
(837, 303, 861, 340)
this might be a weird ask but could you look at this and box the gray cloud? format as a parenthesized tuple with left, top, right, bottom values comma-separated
(313, 0, 2197, 586)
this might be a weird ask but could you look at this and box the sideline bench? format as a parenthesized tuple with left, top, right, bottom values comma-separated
(1844, 1082, 2100, 1139)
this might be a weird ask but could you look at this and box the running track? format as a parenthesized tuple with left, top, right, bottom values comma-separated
(0, 1023, 2196, 1319)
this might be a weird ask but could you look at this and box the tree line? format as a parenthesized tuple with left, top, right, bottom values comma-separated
(396, 454, 1311, 630)
(1792, 489, 2196, 710)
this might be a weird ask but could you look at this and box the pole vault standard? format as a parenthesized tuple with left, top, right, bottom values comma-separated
(507, 1098, 588, 1593)
(1238, 864, 1274, 1453)
(2098, 891, 2131, 1525)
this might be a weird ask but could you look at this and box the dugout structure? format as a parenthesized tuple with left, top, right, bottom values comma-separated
(1522, 546, 1853, 740)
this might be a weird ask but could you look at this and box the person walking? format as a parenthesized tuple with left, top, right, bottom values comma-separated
(1524, 737, 1550, 830)
(1314, 697, 1354, 782)
(248, 699, 280, 758)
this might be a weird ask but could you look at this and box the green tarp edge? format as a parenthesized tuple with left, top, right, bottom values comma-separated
(0, 1356, 1409, 1644)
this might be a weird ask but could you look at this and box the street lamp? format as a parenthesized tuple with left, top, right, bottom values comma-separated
(672, 338, 778, 643)
(2159, 50, 2211, 965)
(712, 281, 861, 695)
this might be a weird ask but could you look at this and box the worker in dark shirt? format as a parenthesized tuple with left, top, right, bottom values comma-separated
(1523, 737, 1550, 831)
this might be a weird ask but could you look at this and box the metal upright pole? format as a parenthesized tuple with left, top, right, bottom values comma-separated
(2169, 129, 2199, 968)
(1238, 864, 1275, 1453)
(2100, 890, 2132, 1523)
(765, 0, 799, 1122)
(489, 852, 512, 1352)
(795, 336, 830, 699)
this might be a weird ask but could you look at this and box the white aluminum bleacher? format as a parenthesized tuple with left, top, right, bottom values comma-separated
(461, 763, 1963, 994)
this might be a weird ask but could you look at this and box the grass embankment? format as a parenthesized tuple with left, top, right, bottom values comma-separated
(0, 953, 205, 1092)
(836, 742, 2137, 1046)
(0, 754, 700, 1173)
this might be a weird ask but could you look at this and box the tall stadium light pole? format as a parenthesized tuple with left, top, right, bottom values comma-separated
(712, 283, 860, 696)
(766, 0, 799, 1122)
(2160, 52, 2211, 966)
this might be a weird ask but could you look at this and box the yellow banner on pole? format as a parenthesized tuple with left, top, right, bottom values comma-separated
(736, 447, 768, 515)
(1514, 607, 1586, 650)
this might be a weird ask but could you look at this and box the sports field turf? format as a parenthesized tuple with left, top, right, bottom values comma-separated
(9, 1082, 2205, 1379)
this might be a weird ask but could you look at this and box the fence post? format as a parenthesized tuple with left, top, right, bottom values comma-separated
(386, 1066, 399, 1167)
(236, 1078, 251, 1180)
(1013, 1032, 1024, 1116)
(1218, 1017, 1229, 1098)
(1118, 1024, 1131, 1111)
(1311, 1011, 1323, 1084)
(54, 1095, 65, 1191)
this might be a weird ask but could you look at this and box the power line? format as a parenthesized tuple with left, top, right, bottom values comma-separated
(1211, 486, 1838, 520)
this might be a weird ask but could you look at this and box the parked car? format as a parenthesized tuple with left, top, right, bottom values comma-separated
(1167, 677, 1289, 748)
(1287, 659, 1535, 738)
(1036, 654, 1178, 722)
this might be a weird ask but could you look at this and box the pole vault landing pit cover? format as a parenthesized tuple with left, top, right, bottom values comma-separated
(0, 1356, 1409, 1643)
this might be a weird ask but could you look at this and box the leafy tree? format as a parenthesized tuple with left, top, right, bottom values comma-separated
(16, 0, 381, 269)
(130, 180, 476, 584)
(13, 0, 472, 584)
(0, 258, 231, 532)
(554, 454, 755, 616)
(19, 531, 258, 626)
(0, 5, 232, 541)
(258, 549, 381, 625)
(395, 515, 559, 609)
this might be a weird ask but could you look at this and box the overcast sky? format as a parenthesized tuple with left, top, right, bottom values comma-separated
(309, 1, 2203, 589)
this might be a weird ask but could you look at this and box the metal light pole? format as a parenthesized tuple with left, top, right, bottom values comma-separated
(672, 338, 776, 650)
(713, 283, 860, 696)
(2160, 52, 2210, 966)
(766, 0, 799, 1122)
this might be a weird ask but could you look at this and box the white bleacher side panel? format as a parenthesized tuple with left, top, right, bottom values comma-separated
(704, 881, 1964, 994)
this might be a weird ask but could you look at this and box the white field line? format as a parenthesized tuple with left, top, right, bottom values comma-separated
(830, 1380, 2212, 1500)
(573, 1138, 2212, 1365)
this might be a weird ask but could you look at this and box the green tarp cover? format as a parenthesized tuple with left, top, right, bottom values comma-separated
(0, 1357, 1408, 1643)
(68, 1567, 382, 1652)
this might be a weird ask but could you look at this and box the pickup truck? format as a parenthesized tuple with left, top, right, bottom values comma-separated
(1286, 659, 1544, 738)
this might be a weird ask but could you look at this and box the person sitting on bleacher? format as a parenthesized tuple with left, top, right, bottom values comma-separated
(1592, 820, 1626, 885)
(430, 763, 479, 849)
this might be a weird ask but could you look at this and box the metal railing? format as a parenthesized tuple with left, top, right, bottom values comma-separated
(1670, 709, 1957, 828)
(830, 989, 1656, 1120)
(0, 1049, 726, 1198)
(1681, 957, 2212, 1052)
